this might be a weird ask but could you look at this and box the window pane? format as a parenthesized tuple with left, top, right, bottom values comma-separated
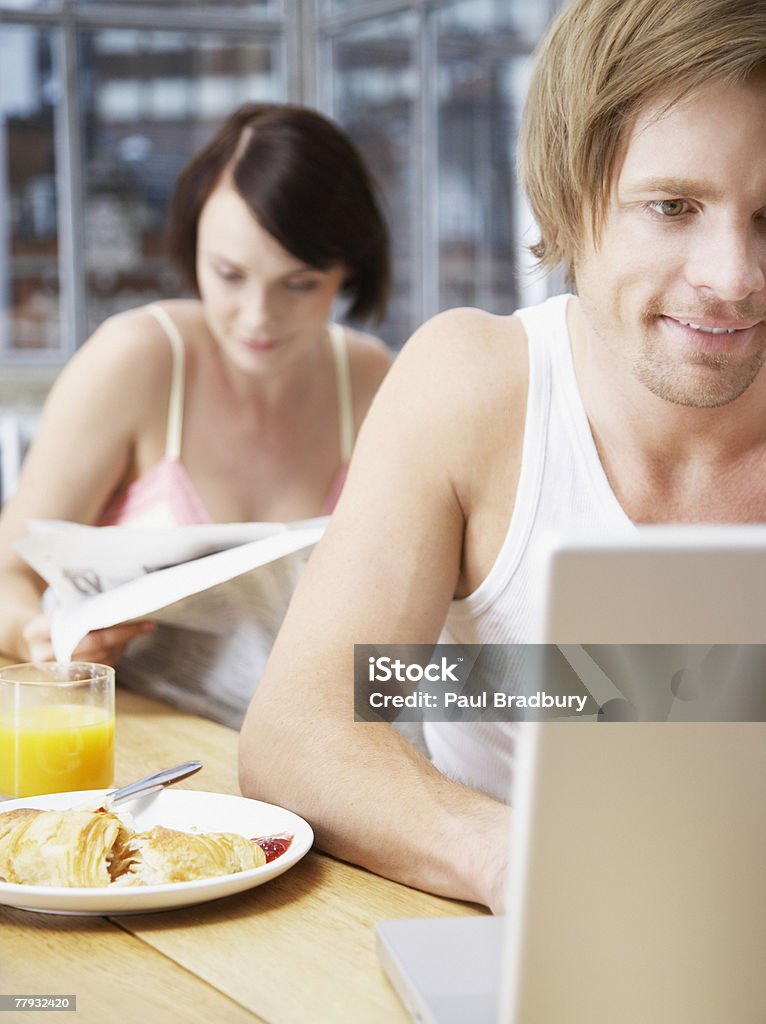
(436, 0, 554, 46)
(75, 0, 281, 12)
(317, 0, 359, 13)
(319, 0, 552, 38)
(435, 1, 524, 315)
(326, 12, 418, 349)
(0, 23, 61, 355)
(0, 1, 57, 11)
(79, 29, 283, 334)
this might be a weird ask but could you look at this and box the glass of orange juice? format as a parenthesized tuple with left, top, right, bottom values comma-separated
(0, 662, 114, 797)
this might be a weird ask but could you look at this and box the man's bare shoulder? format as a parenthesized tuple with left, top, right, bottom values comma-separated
(348, 306, 529, 514)
(391, 306, 528, 414)
(403, 304, 525, 360)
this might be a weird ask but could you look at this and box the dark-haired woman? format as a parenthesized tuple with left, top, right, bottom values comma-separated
(0, 103, 392, 669)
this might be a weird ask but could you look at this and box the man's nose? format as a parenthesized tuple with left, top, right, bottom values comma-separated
(686, 221, 766, 302)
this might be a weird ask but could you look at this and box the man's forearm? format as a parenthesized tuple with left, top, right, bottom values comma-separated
(239, 710, 510, 911)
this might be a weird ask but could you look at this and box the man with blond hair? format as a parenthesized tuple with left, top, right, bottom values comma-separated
(240, 0, 766, 912)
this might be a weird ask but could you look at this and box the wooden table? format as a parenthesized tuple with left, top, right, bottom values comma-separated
(1, 688, 484, 1023)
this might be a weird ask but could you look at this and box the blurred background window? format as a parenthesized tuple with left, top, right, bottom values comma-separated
(0, 0, 564, 440)
(79, 28, 282, 335)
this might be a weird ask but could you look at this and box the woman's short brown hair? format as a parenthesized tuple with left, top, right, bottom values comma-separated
(519, 0, 766, 283)
(166, 103, 390, 323)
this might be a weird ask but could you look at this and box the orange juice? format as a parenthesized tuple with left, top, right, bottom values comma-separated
(0, 704, 114, 797)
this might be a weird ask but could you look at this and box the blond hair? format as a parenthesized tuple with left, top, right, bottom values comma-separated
(519, 0, 766, 282)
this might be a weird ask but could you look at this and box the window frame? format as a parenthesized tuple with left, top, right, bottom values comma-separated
(0, 0, 563, 372)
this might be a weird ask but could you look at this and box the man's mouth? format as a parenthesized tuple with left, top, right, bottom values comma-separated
(668, 317, 760, 336)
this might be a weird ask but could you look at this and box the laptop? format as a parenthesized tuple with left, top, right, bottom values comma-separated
(376, 525, 766, 1024)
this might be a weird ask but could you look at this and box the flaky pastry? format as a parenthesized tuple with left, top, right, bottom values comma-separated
(121, 825, 265, 885)
(0, 808, 134, 887)
(0, 806, 271, 887)
(0, 807, 43, 842)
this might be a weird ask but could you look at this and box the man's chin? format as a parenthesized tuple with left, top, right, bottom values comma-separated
(635, 353, 765, 409)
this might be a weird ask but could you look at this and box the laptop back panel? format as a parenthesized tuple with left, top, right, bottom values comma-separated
(501, 722, 766, 1024)
(535, 525, 766, 644)
(504, 525, 766, 1022)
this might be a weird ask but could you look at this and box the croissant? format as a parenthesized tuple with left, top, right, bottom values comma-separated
(0, 807, 43, 842)
(122, 825, 265, 885)
(0, 807, 272, 887)
(0, 808, 134, 887)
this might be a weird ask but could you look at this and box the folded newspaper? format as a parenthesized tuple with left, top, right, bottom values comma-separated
(15, 518, 326, 724)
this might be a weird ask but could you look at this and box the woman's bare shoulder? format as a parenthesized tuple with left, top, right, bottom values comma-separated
(12, 304, 183, 521)
(77, 303, 178, 374)
(45, 304, 181, 431)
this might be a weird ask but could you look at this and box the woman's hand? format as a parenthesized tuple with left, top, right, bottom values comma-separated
(22, 614, 155, 666)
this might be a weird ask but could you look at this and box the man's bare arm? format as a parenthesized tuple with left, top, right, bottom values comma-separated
(240, 309, 526, 911)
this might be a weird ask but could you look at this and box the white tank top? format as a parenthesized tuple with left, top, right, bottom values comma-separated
(423, 293, 633, 801)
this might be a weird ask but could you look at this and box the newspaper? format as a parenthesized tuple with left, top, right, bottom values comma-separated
(15, 518, 326, 726)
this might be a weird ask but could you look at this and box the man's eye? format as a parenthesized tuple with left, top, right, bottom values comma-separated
(648, 199, 689, 218)
(286, 280, 318, 292)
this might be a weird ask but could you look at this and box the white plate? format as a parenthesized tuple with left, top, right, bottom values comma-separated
(0, 788, 313, 915)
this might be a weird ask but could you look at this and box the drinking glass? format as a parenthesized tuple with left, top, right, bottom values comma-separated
(0, 662, 115, 797)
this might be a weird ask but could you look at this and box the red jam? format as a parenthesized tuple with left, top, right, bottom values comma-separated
(252, 835, 293, 863)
